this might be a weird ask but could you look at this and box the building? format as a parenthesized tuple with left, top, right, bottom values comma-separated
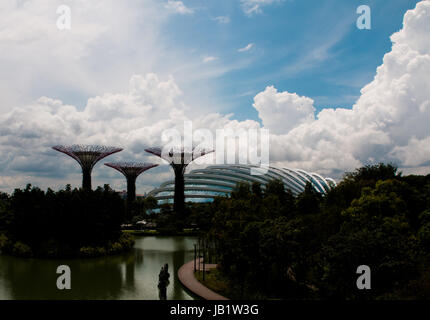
(148, 164, 336, 204)
(116, 190, 147, 199)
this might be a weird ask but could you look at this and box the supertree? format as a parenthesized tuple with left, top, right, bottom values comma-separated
(52, 145, 123, 191)
(104, 162, 158, 218)
(145, 146, 213, 214)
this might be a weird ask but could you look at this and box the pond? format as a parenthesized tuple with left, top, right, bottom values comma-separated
(0, 236, 197, 300)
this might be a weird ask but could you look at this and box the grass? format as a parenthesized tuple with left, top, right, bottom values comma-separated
(195, 268, 231, 299)
(123, 229, 202, 236)
(123, 230, 158, 236)
(195, 267, 275, 300)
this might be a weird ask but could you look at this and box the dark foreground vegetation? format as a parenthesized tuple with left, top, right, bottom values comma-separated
(0, 184, 134, 258)
(200, 164, 430, 299)
(1, 163, 429, 300)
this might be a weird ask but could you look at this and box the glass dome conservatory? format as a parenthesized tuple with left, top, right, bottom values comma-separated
(148, 164, 336, 204)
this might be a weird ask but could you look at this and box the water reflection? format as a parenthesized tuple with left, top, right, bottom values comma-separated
(0, 236, 196, 300)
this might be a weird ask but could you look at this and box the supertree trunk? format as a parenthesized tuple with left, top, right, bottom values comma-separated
(82, 167, 92, 191)
(144, 146, 213, 216)
(173, 165, 186, 214)
(104, 162, 158, 221)
(126, 176, 137, 220)
(127, 176, 137, 204)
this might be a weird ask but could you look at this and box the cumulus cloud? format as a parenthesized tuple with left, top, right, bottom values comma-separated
(0, 74, 182, 158)
(0, 0, 168, 111)
(1, 1, 430, 193)
(265, 1, 430, 174)
(253, 86, 315, 134)
(164, 0, 193, 15)
(0, 73, 259, 192)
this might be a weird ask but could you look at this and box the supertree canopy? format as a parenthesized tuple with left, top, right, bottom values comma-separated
(145, 146, 213, 214)
(104, 162, 158, 206)
(52, 145, 123, 190)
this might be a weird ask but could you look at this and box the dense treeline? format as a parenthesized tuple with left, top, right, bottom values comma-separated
(206, 164, 430, 299)
(0, 184, 134, 258)
(1, 163, 430, 298)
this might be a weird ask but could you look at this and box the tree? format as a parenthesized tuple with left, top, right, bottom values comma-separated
(4, 184, 126, 257)
(296, 182, 322, 215)
(0, 192, 11, 231)
(205, 164, 430, 300)
(319, 180, 419, 299)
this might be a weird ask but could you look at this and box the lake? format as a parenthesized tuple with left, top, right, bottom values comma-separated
(0, 236, 197, 300)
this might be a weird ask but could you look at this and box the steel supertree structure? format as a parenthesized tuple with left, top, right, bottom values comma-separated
(104, 162, 158, 209)
(52, 145, 123, 191)
(145, 146, 214, 213)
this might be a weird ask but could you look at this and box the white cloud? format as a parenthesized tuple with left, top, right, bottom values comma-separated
(0, 0, 169, 111)
(263, 1, 430, 175)
(213, 16, 230, 24)
(0, 73, 259, 192)
(203, 56, 218, 63)
(391, 137, 430, 167)
(240, 0, 281, 16)
(253, 86, 315, 134)
(1, 1, 430, 193)
(238, 43, 254, 52)
(164, 0, 193, 15)
(0, 0, 228, 116)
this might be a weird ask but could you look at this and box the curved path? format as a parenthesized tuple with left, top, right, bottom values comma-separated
(178, 258, 229, 300)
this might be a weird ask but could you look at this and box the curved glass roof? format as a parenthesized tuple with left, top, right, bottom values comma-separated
(148, 164, 336, 203)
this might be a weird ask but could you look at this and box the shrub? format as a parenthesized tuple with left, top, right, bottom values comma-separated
(12, 241, 32, 257)
(108, 242, 123, 254)
(418, 222, 430, 251)
(118, 232, 135, 248)
(39, 239, 60, 257)
(79, 246, 97, 257)
(78, 234, 134, 258)
(0, 233, 10, 251)
(96, 247, 106, 256)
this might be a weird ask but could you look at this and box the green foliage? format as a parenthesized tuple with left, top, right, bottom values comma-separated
(186, 202, 216, 231)
(130, 196, 159, 221)
(0, 192, 12, 231)
(418, 221, 430, 250)
(0, 184, 132, 258)
(207, 163, 430, 299)
(0, 233, 10, 251)
(326, 163, 400, 212)
(79, 246, 99, 257)
(12, 241, 33, 257)
(79, 233, 134, 257)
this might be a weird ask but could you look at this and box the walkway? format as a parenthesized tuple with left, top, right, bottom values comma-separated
(178, 258, 229, 300)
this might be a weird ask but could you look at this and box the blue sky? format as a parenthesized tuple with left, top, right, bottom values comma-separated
(160, 0, 420, 120)
(1, 0, 429, 192)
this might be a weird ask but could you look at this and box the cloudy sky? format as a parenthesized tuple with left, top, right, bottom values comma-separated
(0, 0, 429, 194)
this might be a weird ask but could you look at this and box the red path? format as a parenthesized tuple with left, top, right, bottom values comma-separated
(178, 259, 229, 300)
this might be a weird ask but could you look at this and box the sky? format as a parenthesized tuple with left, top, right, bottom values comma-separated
(0, 0, 429, 194)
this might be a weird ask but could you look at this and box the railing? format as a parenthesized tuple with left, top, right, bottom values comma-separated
(193, 237, 220, 281)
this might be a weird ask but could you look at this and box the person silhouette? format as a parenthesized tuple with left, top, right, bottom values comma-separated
(158, 264, 170, 300)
